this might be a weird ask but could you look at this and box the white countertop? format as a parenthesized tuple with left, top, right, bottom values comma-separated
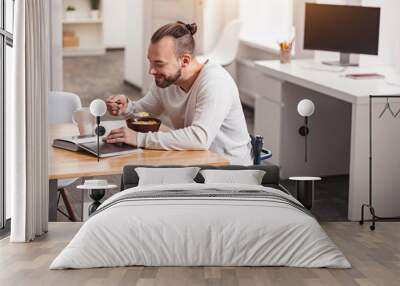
(255, 59, 400, 104)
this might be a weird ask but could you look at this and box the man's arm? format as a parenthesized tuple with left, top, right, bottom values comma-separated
(136, 81, 233, 150)
(123, 84, 163, 117)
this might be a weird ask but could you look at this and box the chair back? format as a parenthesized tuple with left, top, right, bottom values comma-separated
(48, 91, 82, 124)
(250, 134, 272, 165)
(207, 19, 242, 66)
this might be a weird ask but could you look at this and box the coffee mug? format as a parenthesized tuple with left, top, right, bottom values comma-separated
(72, 107, 96, 135)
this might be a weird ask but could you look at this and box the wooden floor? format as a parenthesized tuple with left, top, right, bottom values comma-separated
(1, 222, 399, 286)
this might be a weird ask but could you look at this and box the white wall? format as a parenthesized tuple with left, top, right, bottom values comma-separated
(124, 0, 144, 87)
(361, 0, 400, 71)
(201, 0, 239, 54)
(103, 0, 128, 48)
(201, 0, 225, 53)
(50, 0, 63, 90)
(239, 0, 293, 49)
(200, 0, 239, 81)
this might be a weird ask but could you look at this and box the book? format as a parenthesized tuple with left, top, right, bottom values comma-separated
(53, 135, 140, 158)
(52, 135, 96, 152)
(79, 141, 140, 158)
(344, 73, 385, 80)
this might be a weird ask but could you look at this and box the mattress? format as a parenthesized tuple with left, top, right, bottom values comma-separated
(50, 183, 351, 269)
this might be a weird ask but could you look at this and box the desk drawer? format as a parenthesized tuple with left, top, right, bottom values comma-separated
(257, 75, 283, 103)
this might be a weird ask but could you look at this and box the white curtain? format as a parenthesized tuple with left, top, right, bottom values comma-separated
(8, 0, 50, 242)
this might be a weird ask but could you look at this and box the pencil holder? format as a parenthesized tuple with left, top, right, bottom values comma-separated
(279, 41, 293, 64)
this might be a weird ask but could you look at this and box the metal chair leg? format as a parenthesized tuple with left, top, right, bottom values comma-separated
(58, 188, 77, 222)
(360, 203, 366, 225)
(369, 206, 376, 231)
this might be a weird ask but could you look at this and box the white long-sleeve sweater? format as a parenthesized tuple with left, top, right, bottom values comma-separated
(125, 61, 253, 165)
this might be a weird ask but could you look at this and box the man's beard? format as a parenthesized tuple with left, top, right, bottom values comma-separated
(154, 69, 181, 88)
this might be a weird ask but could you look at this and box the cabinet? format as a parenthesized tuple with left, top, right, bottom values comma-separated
(62, 0, 105, 57)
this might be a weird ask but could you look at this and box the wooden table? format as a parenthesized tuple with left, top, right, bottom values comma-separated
(49, 122, 229, 221)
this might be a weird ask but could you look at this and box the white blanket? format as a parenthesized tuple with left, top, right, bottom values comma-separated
(50, 183, 351, 269)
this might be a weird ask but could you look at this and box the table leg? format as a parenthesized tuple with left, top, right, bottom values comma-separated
(81, 188, 106, 221)
(347, 103, 368, 221)
(297, 181, 313, 210)
(88, 189, 106, 215)
(49, 179, 58, 222)
(81, 189, 91, 221)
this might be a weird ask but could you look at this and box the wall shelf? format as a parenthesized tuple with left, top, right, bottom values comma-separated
(63, 19, 103, 25)
(63, 47, 105, 57)
(62, 0, 104, 57)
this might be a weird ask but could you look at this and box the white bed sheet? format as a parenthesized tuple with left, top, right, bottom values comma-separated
(50, 183, 351, 269)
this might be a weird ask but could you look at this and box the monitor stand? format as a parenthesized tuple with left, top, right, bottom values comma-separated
(322, 53, 359, 67)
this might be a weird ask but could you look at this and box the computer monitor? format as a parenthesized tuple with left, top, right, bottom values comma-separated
(304, 3, 380, 66)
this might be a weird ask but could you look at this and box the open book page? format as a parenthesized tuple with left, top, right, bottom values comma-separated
(79, 141, 141, 158)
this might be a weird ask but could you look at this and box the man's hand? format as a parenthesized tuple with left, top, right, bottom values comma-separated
(106, 94, 128, 116)
(104, 127, 138, 146)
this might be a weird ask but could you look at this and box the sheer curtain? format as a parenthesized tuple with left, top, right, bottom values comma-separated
(8, 0, 50, 242)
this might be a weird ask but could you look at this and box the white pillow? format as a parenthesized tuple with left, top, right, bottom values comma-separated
(200, 169, 266, 185)
(135, 167, 200, 186)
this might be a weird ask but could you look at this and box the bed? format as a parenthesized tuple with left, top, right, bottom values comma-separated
(50, 164, 351, 269)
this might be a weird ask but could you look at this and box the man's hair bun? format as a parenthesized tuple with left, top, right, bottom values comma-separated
(151, 21, 197, 55)
(186, 23, 197, 35)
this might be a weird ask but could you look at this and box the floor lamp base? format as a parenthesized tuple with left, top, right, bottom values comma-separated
(360, 203, 400, 231)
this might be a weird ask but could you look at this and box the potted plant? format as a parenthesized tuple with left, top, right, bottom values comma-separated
(65, 5, 77, 21)
(90, 0, 100, 19)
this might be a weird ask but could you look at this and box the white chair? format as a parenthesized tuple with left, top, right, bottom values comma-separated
(197, 19, 242, 67)
(49, 91, 82, 221)
(49, 91, 82, 124)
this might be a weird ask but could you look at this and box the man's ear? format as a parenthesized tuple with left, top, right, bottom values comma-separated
(180, 53, 192, 68)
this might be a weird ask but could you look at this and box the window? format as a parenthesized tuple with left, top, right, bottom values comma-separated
(0, 0, 14, 231)
(239, 0, 293, 50)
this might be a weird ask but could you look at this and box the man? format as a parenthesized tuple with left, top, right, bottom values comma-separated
(105, 21, 252, 165)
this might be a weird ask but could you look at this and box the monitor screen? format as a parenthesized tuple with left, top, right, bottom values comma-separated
(304, 3, 380, 55)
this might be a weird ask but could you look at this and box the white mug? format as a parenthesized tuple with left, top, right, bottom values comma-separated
(72, 107, 95, 135)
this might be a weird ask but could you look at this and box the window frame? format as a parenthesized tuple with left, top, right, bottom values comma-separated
(0, 0, 13, 232)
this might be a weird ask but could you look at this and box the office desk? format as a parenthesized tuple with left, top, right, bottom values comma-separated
(254, 59, 400, 221)
(49, 123, 229, 221)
